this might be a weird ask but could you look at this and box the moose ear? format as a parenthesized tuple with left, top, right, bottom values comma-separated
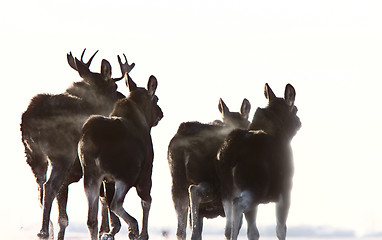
(264, 83, 276, 103)
(240, 98, 251, 119)
(218, 98, 229, 115)
(101, 59, 112, 80)
(125, 73, 137, 92)
(75, 58, 91, 79)
(284, 84, 296, 106)
(147, 75, 158, 96)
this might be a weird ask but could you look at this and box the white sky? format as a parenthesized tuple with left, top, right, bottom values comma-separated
(2, 0, 382, 238)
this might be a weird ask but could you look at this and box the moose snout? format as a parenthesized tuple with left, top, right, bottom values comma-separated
(153, 106, 163, 126)
(296, 116, 302, 130)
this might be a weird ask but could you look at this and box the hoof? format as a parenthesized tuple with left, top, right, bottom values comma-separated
(128, 229, 139, 240)
(37, 231, 49, 239)
(100, 233, 115, 240)
(139, 233, 149, 240)
(37, 228, 54, 240)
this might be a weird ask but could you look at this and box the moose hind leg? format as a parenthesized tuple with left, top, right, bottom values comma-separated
(99, 181, 121, 240)
(244, 206, 259, 240)
(138, 197, 151, 240)
(222, 198, 233, 240)
(99, 182, 110, 236)
(56, 186, 69, 240)
(172, 190, 190, 240)
(28, 154, 54, 239)
(189, 182, 214, 240)
(231, 191, 254, 240)
(84, 175, 103, 240)
(136, 184, 152, 240)
(110, 181, 139, 239)
(99, 195, 110, 237)
(275, 193, 291, 240)
(38, 161, 71, 239)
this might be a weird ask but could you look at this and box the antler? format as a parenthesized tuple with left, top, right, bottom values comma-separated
(67, 48, 99, 71)
(113, 54, 135, 82)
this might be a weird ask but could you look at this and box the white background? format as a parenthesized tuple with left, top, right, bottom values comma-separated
(1, 0, 382, 238)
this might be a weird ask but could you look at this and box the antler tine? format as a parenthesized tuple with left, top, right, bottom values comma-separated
(80, 48, 99, 68)
(114, 53, 135, 82)
(67, 49, 99, 71)
(67, 51, 78, 70)
(80, 48, 87, 62)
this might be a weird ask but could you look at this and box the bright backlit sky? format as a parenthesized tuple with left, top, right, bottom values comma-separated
(2, 0, 382, 238)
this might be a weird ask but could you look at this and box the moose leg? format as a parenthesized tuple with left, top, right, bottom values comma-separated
(110, 180, 139, 239)
(189, 182, 214, 240)
(106, 181, 121, 237)
(28, 154, 55, 239)
(38, 160, 71, 239)
(174, 195, 188, 240)
(84, 174, 103, 240)
(99, 181, 121, 240)
(99, 187, 110, 237)
(244, 206, 259, 240)
(189, 184, 202, 240)
(171, 186, 189, 240)
(222, 198, 233, 240)
(275, 192, 290, 240)
(222, 197, 243, 240)
(108, 211, 121, 238)
(139, 196, 151, 240)
(56, 185, 69, 240)
(136, 183, 152, 240)
(231, 191, 253, 240)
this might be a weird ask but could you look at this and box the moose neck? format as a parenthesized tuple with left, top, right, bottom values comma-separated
(110, 98, 151, 132)
(248, 107, 289, 141)
(66, 81, 117, 115)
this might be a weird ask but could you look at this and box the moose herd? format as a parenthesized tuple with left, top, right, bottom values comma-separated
(20, 49, 301, 240)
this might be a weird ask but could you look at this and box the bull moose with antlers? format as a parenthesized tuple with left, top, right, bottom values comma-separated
(20, 49, 135, 239)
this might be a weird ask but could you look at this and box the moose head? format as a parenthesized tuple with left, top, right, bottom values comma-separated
(218, 98, 251, 129)
(111, 73, 163, 129)
(249, 83, 301, 139)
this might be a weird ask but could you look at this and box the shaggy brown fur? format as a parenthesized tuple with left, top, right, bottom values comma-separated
(20, 49, 134, 239)
(168, 99, 251, 240)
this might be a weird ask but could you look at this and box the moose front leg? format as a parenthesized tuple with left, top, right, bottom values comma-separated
(275, 192, 291, 240)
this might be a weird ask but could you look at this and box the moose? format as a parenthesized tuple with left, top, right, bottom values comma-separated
(78, 73, 163, 240)
(20, 49, 135, 239)
(168, 98, 251, 240)
(217, 83, 301, 240)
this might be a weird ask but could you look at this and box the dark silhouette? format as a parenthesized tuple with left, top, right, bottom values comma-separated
(217, 83, 301, 240)
(78, 73, 163, 240)
(20, 49, 134, 239)
(168, 99, 251, 240)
